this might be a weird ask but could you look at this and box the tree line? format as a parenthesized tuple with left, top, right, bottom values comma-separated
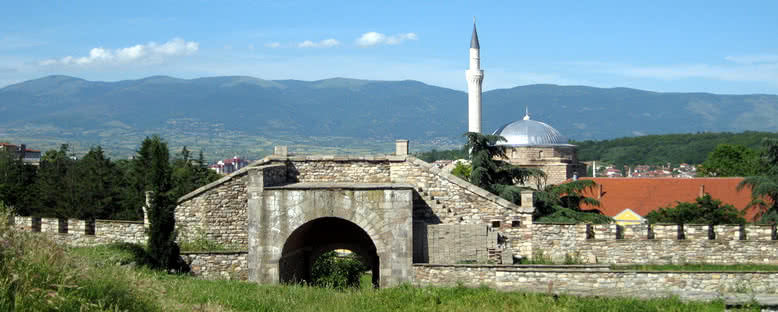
(0, 136, 220, 221)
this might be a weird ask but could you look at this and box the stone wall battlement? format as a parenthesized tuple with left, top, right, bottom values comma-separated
(9, 216, 146, 246)
(532, 223, 778, 265)
(534, 223, 774, 241)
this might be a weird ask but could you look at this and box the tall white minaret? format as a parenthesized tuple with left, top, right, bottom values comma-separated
(466, 18, 484, 133)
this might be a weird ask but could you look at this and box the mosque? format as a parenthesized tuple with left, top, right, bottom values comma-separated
(465, 22, 586, 187)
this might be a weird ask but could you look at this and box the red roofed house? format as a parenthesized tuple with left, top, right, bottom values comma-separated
(0, 142, 41, 166)
(576, 177, 759, 224)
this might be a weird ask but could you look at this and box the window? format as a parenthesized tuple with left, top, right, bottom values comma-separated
(491, 221, 501, 228)
(511, 220, 521, 228)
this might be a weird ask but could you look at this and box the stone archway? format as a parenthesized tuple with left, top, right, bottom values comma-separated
(247, 180, 413, 287)
(279, 217, 380, 287)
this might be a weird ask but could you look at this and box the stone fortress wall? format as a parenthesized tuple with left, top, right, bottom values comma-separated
(9, 216, 146, 246)
(532, 223, 778, 265)
(11, 144, 778, 294)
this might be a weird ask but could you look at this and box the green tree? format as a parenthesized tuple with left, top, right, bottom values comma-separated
(450, 161, 471, 180)
(738, 138, 778, 223)
(73, 146, 120, 219)
(33, 145, 75, 217)
(464, 132, 541, 205)
(0, 149, 37, 215)
(171, 146, 220, 200)
(143, 136, 181, 270)
(645, 194, 745, 224)
(698, 144, 760, 177)
(533, 180, 611, 224)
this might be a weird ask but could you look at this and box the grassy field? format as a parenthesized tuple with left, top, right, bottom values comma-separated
(0, 218, 763, 312)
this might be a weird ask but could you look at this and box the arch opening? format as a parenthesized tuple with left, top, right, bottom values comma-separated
(280, 217, 379, 288)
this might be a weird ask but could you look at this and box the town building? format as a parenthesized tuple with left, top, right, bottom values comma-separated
(209, 156, 249, 174)
(0, 142, 41, 166)
(576, 177, 758, 224)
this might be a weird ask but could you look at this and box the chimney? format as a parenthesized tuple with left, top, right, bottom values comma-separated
(699, 184, 705, 198)
(395, 140, 409, 156)
(592, 160, 596, 177)
(520, 190, 534, 209)
(274, 146, 288, 157)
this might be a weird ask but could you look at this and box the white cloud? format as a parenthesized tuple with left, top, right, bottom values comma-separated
(265, 42, 280, 48)
(39, 38, 198, 66)
(569, 58, 778, 86)
(725, 54, 778, 65)
(297, 38, 340, 48)
(356, 32, 417, 47)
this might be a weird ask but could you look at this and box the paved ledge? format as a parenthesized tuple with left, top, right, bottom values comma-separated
(95, 219, 143, 224)
(414, 263, 610, 269)
(180, 250, 248, 255)
(265, 182, 415, 190)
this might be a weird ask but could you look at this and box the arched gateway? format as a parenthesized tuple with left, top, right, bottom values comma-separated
(280, 217, 380, 286)
(247, 178, 413, 288)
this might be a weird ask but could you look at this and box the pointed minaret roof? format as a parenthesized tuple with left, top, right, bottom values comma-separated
(470, 17, 480, 49)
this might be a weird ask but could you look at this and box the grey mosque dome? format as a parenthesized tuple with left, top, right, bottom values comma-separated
(492, 112, 571, 147)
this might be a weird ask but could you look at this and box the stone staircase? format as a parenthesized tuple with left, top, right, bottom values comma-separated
(413, 186, 455, 221)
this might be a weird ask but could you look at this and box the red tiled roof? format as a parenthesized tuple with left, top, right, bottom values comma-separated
(576, 177, 761, 222)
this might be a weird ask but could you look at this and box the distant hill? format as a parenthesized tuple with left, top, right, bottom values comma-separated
(573, 131, 778, 166)
(1, 75, 777, 160)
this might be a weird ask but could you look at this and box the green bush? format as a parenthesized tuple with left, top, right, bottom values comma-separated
(311, 251, 367, 289)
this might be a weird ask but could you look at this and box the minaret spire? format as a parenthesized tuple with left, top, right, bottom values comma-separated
(523, 106, 530, 120)
(466, 18, 484, 133)
(470, 18, 480, 49)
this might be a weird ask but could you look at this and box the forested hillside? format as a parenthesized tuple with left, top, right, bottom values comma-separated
(2, 75, 778, 161)
(573, 131, 778, 166)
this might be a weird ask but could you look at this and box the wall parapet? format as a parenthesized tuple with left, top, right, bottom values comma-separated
(532, 223, 776, 241)
(11, 215, 146, 246)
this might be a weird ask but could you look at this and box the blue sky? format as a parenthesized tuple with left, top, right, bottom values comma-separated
(1, 0, 777, 94)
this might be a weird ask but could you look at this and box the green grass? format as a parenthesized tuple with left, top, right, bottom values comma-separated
(614, 263, 778, 272)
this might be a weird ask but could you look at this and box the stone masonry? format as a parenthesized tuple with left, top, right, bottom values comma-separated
(414, 264, 778, 295)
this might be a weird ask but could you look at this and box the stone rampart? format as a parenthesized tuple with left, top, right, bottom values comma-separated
(176, 163, 287, 249)
(11, 216, 145, 246)
(532, 223, 778, 264)
(414, 264, 778, 294)
(181, 251, 248, 280)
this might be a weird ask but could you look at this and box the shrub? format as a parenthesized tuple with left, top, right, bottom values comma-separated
(311, 251, 367, 289)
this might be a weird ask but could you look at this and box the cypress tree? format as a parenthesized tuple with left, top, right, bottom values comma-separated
(143, 136, 181, 271)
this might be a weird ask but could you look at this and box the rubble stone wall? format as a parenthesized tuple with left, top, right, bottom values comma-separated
(414, 264, 778, 294)
(181, 251, 248, 280)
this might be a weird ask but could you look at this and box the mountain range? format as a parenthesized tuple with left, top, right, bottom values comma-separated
(1, 75, 777, 160)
